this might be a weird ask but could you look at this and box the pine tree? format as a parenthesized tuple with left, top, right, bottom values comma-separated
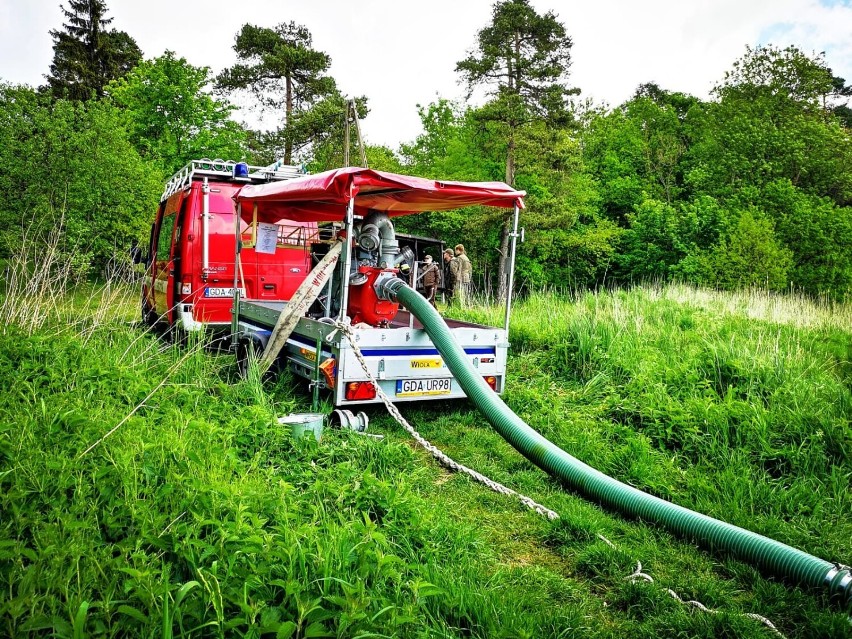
(216, 22, 363, 165)
(456, 0, 576, 299)
(47, 0, 142, 100)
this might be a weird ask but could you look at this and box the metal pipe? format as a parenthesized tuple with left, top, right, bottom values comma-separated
(338, 198, 355, 321)
(359, 211, 399, 267)
(202, 177, 210, 277)
(409, 261, 418, 329)
(230, 200, 241, 346)
(504, 203, 521, 332)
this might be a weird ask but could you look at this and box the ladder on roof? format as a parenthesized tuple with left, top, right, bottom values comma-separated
(160, 158, 305, 203)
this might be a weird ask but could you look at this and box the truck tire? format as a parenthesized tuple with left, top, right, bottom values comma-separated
(141, 296, 158, 328)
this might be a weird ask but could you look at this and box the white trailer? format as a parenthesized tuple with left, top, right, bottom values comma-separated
(237, 301, 509, 405)
(230, 167, 525, 407)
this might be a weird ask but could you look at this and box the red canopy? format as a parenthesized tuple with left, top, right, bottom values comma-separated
(234, 166, 525, 222)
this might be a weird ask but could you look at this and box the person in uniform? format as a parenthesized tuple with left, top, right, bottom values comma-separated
(450, 244, 472, 306)
(420, 254, 441, 307)
(442, 248, 455, 301)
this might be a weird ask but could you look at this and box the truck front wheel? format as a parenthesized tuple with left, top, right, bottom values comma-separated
(141, 296, 158, 328)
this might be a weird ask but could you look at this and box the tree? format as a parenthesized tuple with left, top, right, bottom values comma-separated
(47, 0, 142, 101)
(456, 0, 576, 298)
(216, 22, 360, 165)
(709, 209, 793, 291)
(582, 85, 699, 223)
(108, 51, 247, 173)
(687, 45, 852, 205)
(760, 179, 852, 298)
(0, 84, 160, 271)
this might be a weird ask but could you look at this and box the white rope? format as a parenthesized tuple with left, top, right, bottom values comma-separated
(624, 561, 654, 583)
(333, 318, 559, 521)
(335, 318, 787, 636)
(592, 533, 787, 638)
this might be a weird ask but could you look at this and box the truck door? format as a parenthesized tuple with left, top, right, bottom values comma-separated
(153, 212, 177, 318)
(151, 192, 188, 323)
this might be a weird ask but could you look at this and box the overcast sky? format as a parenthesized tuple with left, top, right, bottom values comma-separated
(1, 0, 850, 150)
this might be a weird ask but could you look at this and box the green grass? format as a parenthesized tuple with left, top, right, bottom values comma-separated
(0, 281, 850, 637)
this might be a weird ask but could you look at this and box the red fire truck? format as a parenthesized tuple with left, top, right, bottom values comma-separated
(141, 159, 312, 332)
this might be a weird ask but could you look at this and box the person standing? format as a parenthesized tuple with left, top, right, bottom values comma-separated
(451, 244, 472, 306)
(420, 254, 440, 307)
(442, 248, 455, 301)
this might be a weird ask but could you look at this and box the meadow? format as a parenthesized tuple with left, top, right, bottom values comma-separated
(0, 272, 850, 638)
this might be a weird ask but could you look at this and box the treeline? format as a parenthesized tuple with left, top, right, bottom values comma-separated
(0, 0, 849, 298)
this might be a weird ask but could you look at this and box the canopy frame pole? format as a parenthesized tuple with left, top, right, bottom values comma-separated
(344, 107, 350, 167)
(338, 197, 356, 322)
(503, 202, 522, 333)
(202, 178, 210, 278)
(231, 201, 243, 347)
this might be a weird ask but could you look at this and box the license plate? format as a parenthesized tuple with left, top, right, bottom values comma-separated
(396, 378, 452, 397)
(204, 287, 245, 298)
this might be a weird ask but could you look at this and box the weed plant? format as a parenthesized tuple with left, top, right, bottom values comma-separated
(0, 275, 850, 637)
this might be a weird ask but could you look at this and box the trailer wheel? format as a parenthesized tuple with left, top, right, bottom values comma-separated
(236, 339, 256, 379)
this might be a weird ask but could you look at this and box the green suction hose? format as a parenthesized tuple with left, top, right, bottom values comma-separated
(383, 279, 851, 607)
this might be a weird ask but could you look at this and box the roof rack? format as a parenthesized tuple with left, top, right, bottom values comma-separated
(161, 158, 305, 203)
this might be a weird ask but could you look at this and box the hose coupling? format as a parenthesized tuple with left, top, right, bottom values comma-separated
(824, 565, 852, 609)
(379, 277, 406, 302)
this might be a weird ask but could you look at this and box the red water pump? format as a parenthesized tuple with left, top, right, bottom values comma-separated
(347, 265, 400, 326)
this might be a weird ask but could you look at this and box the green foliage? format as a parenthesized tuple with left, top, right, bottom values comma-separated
(759, 179, 852, 297)
(708, 209, 793, 291)
(3, 282, 851, 637)
(569, 45, 851, 299)
(0, 84, 161, 269)
(108, 51, 247, 174)
(616, 196, 725, 283)
(687, 45, 852, 205)
(522, 218, 623, 289)
(47, 0, 142, 101)
(582, 89, 696, 223)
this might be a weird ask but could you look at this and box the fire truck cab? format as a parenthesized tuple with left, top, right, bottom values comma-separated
(141, 159, 312, 332)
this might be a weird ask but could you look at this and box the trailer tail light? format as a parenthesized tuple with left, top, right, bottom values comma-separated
(484, 376, 498, 391)
(319, 358, 336, 389)
(346, 381, 376, 401)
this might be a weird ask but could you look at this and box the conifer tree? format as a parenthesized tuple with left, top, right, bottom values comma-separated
(47, 0, 142, 100)
(457, 0, 575, 299)
(216, 22, 364, 165)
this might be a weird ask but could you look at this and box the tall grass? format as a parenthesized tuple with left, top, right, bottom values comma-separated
(1, 272, 850, 637)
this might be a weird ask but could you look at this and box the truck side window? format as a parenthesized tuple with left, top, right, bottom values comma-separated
(156, 214, 176, 261)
